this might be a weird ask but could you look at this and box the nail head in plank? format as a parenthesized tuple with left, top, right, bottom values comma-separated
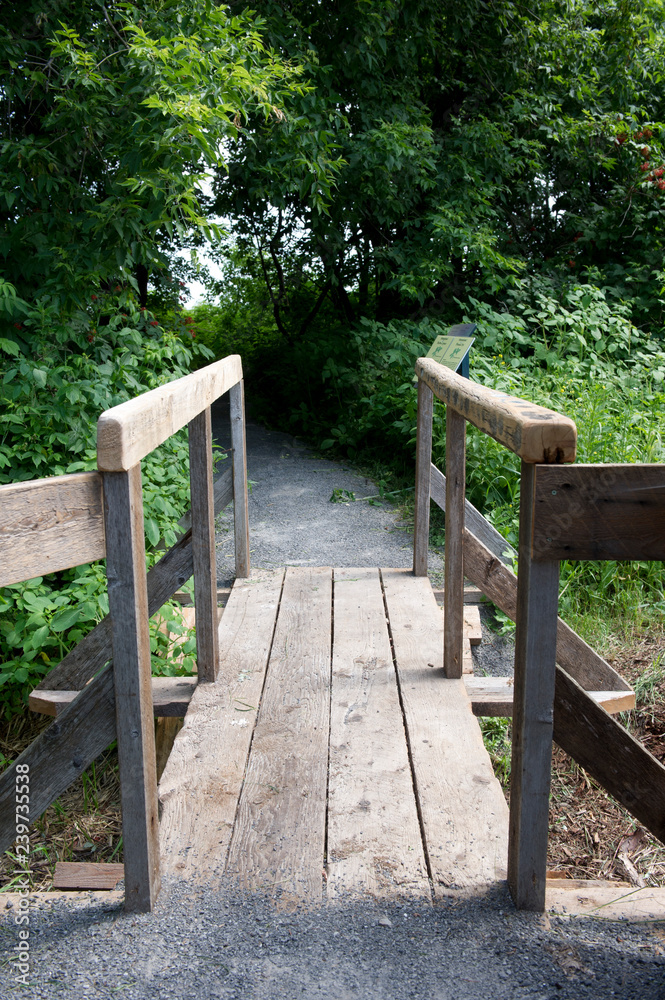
(381, 568, 509, 892)
(327, 568, 430, 899)
(0, 472, 105, 587)
(533, 463, 665, 561)
(416, 358, 577, 464)
(97, 354, 242, 470)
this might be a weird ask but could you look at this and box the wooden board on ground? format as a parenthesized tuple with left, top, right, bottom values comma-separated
(53, 862, 125, 891)
(546, 879, 665, 921)
(464, 676, 634, 717)
(0, 891, 124, 918)
(225, 567, 332, 904)
(327, 568, 429, 899)
(464, 604, 482, 645)
(381, 568, 509, 893)
(159, 569, 284, 881)
(30, 676, 198, 718)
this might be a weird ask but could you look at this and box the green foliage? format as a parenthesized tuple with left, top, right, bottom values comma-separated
(479, 716, 512, 788)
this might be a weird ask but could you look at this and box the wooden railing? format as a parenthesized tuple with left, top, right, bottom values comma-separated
(413, 355, 665, 912)
(0, 355, 249, 912)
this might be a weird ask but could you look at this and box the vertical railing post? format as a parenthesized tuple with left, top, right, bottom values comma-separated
(189, 405, 220, 683)
(413, 379, 433, 577)
(443, 406, 466, 678)
(508, 460, 560, 911)
(103, 463, 160, 912)
(230, 379, 250, 579)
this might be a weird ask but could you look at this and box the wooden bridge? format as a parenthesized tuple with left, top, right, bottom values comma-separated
(1, 352, 664, 914)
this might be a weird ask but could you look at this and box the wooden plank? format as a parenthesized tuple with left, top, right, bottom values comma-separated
(103, 466, 160, 913)
(34, 468, 233, 693)
(553, 667, 665, 844)
(508, 462, 560, 912)
(413, 380, 433, 577)
(155, 717, 183, 783)
(416, 357, 577, 463)
(463, 529, 632, 693)
(225, 567, 332, 903)
(444, 406, 466, 677)
(97, 354, 242, 471)
(431, 463, 515, 566)
(533, 463, 665, 561)
(381, 568, 509, 892)
(53, 862, 125, 891)
(166, 466, 233, 543)
(432, 585, 485, 604)
(0, 472, 105, 587)
(189, 407, 219, 682)
(464, 604, 482, 645)
(30, 676, 197, 718)
(159, 569, 284, 880)
(327, 568, 430, 899)
(464, 676, 634, 718)
(0, 890, 124, 915)
(0, 666, 116, 855)
(230, 379, 250, 578)
(546, 879, 665, 921)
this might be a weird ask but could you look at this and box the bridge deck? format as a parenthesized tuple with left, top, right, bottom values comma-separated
(159, 567, 509, 903)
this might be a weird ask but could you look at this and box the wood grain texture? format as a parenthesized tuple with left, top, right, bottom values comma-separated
(553, 667, 665, 845)
(225, 567, 332, 903)
(464, 604, 482, 645)
(327, 568, 429, 899)
(381, 568, 509, 893)
(230, 379, 250, 578)
(30, 676, 197, 718)
(464, 676, 634, 718)
(34, 469, 233, 693)
(508, 462, 560, 912)
(416, 358, 576, 463)
(103, 466, 160, 913)
(189, 407, 219, 683)
(53, 862, 124, 890)
(430, 463, 515, 566)
(159, 569, 284, 880)
(546, 879, 665, 920)
(0, 666, 116, 855)
(444, 406, 466, 678)
(533, 463, 665, 561)
(97, 354, 242, 471)
(413, 380, 433, 577)
(0, 472, 105, 587)
(463, 529, 632, 693)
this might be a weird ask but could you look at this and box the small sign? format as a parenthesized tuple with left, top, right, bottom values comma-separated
(426, 335, 475, 372)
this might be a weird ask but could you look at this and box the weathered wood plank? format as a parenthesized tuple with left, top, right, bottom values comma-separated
(225, 567, 332, 903)
(381, 568, 509, 893)
(103, 466, 160, 913)
(34, 468, 233, 693)
(546, 879, 665, 920)
(553, 667, 665, 845)
(53, 862, 125, 891)
(464, 604, 482, 645)
(508, 462, 560, 912)
(444, 406, 466, 677)
(413, 380, 433, 577)
(533, 463, 665, 561)
(327, 568, 430, 899)
(0, 472, 105, 587)
(159, 569, 284, 880)
(30, 676, 197, 718)
(154, 717, 183, 783)
(462, 529, 632, 693)
(97, 355, 243, 471)
(0, 666, 116, 855)
(416, 358, 577, 463)
(229, 379, 250, 578)
(430, 463, 515, 566)
(189, 407, 219, 683)
(464, 676, 634, 717)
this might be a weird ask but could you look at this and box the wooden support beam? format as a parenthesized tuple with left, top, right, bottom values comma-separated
(464, 676, 635, 718)
(30, 676, 197, 718)
(413, 380, 433, 577)
(430, 463, 515, 567)
(444, 406, 466, 677)
(103, 465, 160, 913)
(53, 862, 125, 891)
(415, 358, 577, 464)
(508, 462, 560, 912)
(230, 379, 250, 579)
(533, 463, 665, 561)
(189, 407, 219, 682)
(0, 472, 105, 587)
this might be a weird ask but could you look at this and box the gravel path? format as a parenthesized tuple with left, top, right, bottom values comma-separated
(1, 416, 663, 999)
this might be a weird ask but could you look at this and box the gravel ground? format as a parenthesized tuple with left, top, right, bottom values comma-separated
(2, 414, 663, 998)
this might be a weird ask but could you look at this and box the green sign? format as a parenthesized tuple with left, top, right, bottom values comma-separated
(426, 335, 475, 371)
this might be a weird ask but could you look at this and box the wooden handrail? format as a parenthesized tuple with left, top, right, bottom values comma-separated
(415, 357, 577, 463)
(97, 354, 243, 471)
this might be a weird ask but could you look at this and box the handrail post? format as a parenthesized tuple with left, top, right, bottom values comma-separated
(443, 406, 466, 677)
(230, 378, 250, 578)
(189, 405, 220, 682)
(508, 460, 560, 910)
(413, 379, 433, 577)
